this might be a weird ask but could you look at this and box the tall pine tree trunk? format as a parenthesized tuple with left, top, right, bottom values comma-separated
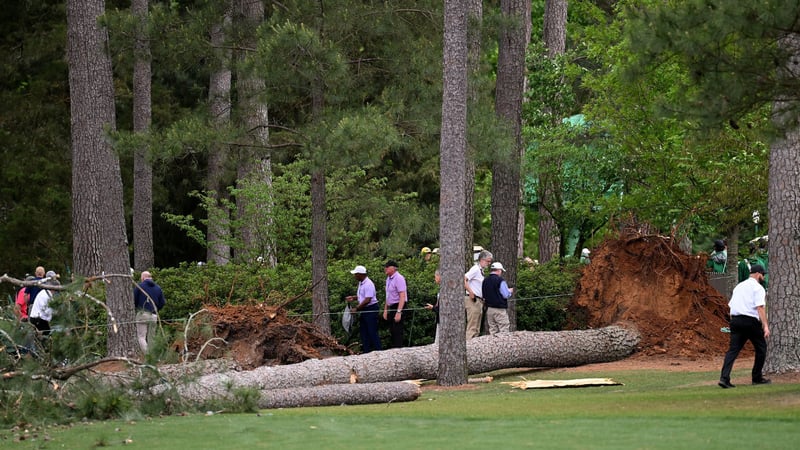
(491, 0, 529, 330)
(233, 0, 275, 265)
(463, 0, 483, 266)
(765, 35, 800, 373)
(67, 0, 137, 357)
(537, 0, 567, 265)
(207, 9, 232, 265)
(132, 0, 154, 271)
(439, 0, 470, 386)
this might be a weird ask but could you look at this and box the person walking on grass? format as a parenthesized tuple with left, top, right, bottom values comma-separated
(133, 271, 166, 354)
(482, 262, 513, 335)
(464, 250, 492, 339)
(718, 264, 771, 388)
(346, 265, 382, 353)
(382, 260, 407, 348)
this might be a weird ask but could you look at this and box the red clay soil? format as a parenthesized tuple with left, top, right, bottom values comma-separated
(569, 231, 735, 360)
(182, 304, 350, 370)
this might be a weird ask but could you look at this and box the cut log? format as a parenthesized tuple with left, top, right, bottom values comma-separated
(165, 324, 639, 404)
(258, 381, 421, 409)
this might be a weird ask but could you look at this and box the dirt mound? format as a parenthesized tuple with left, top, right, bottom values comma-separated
(182, 304, 350, 369)
(570, 232, 733, 359)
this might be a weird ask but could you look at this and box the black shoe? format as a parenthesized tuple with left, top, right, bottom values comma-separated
(752, 378, 772, 385)
(718, 380, 735, 389)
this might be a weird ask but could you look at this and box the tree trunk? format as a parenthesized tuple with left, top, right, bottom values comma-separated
(132, 0, 154, 271)
(463, 0, 483, 266)
(492, 0, 529, 328)
(438, 0, 470, 386)
(67, 0, 138, 357)
(310, 168, 331, 335)
(207, 8, 233, 265)
(258, 382, 421, 409)
(233, 0, 275, 266)
(765, 34, 800, 373)
(537, 0, 567, 265)
(168, 325, 640, 403)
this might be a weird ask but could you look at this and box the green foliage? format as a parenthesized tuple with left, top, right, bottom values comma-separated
(76, 387, 133, 421)
(576, 0, 769, 240)
(515, 258, 583, 331)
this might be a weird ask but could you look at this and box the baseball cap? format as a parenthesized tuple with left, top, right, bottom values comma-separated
(350, 265, 367, 275)
(45, 270, 58, 278)
(750, 264, 766, 274)
(490, 262, 505, 272)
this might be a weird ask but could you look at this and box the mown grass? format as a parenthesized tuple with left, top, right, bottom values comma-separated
(4, 366, 799, 449)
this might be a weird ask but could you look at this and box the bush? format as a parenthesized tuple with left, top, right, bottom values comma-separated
(514, 258, 583, 331)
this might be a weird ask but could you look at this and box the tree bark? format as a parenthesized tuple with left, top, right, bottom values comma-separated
(207, 7, 233, 265)
(537, 0, 567, 265)
(132, 0, 154, 271)
(168, 325, 640, 404)
(233, 0, 275, 265)
(439, 0, 470, 386)
(492, 0, 529, 328)
(258, 382, 421, 409)
(463, 0, 483, 267)
(310, 167, 331, 335)
(765, 34, 800, 373)
(67, 0, 138, 357)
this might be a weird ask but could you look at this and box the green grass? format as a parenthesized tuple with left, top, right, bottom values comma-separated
(4, 366, 799, 449)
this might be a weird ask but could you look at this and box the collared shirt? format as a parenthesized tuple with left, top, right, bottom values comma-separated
(30, 289, 54, 321)
(358, 277, 378, 306)
(728, 277, 766, 320)
(465, 263, 484, 298)
(385, 272, 407, 305)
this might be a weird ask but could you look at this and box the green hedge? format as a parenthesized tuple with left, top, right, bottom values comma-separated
(151, 257, 582, 350)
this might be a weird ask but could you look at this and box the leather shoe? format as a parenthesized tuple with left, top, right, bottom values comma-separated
(752, 378, 772, 385)
(718, 380, 735, 389)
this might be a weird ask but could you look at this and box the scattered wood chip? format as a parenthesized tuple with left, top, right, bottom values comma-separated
(468, 376, 494, 384)
(502, 378, 622, 390)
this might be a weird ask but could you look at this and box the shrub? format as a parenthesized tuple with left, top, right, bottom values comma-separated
(514, 258, 583, 331)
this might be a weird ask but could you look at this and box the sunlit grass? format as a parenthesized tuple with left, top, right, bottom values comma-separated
(4, 366, 799, 449)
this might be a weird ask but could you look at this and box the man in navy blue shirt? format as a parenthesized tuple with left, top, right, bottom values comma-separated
(133, 271, 166, 354)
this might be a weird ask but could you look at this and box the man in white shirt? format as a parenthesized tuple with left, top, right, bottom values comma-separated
(464, 250, 492, 339)
(718, 264, 771, 388)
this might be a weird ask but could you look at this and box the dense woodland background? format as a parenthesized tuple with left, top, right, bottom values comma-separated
(0, 0, 798, 401)
(0, 0, 771, 281)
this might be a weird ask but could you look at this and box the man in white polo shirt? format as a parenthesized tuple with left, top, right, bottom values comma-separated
(718, 264, 771, 388)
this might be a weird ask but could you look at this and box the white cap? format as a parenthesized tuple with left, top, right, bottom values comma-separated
(45, 270, 58, 278)
(581, 248, 591, 256)
(490, 262, 505, 272)
(350, 265, 367, 274)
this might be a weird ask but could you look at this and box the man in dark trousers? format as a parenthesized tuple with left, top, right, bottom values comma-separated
(719, 264, 770, 388)
(133, 271, 166, 354)
(346, 265, 382, 353)
(382, 260, 407, 348)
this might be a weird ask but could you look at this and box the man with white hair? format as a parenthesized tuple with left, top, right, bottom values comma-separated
(133, 271, 166, 354)
(481, 262, 514, 335)
(464, 249, 492, 339)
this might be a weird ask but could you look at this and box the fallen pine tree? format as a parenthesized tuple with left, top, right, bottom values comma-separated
(258, 381, 422, 409)
(161, 324, 640, 405)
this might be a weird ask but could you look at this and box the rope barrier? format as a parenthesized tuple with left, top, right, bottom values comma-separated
(2, 291, 574, 335)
